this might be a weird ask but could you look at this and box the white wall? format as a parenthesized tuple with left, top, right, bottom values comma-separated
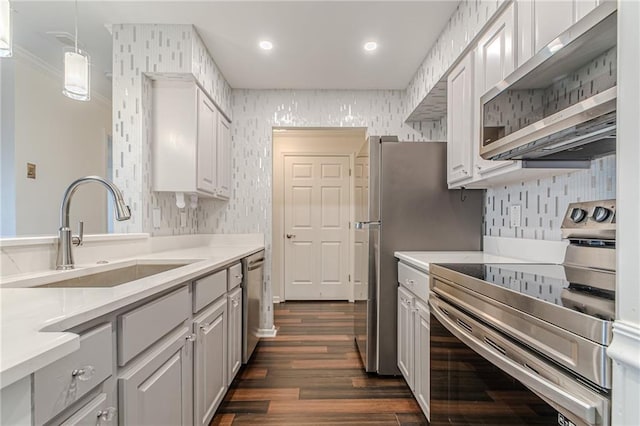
(8, 49, 111, 236)
(0, 57, 16, 236)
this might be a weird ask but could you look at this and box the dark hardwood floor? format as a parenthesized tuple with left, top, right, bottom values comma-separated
(211, 301, 427, 425)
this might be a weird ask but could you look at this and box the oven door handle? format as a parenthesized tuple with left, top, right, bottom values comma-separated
(429, 297, 604, 426)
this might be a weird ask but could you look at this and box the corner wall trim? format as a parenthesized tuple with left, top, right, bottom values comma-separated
(607, 321, 640, 371)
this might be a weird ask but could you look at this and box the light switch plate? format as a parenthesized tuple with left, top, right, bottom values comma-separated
(27, 163, 36, 179)
(510, 205, 521, 228)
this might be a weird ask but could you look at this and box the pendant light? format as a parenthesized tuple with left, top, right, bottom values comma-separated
(0, 0, 12, 58)
(63, 0, 90, 101)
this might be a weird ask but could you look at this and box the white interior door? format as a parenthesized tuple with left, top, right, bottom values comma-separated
(284, 155, 350, 300)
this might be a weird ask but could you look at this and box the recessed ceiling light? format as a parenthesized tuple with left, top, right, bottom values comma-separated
(363, 41, 378, 52)
(259, 40, 273, 51)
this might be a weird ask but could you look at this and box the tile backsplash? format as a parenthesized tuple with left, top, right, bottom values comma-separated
(111, 24, 231, 235)
(484, 47, 617, 135)
(484, 155, 616, 241)
(406, 0, 504, 120)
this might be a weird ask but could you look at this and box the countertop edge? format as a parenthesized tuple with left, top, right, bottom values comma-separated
(0, 244, 264, 388)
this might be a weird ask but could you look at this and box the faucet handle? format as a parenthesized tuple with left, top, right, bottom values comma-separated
(72, 221, 84, 246)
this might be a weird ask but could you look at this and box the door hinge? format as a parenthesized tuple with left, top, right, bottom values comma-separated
(349, 169, 352, 177)
(348, 222, 351, 229)
(348, 274, 351, 282)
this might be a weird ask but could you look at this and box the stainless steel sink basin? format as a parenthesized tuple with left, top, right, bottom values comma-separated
(36, 263, 188, 288)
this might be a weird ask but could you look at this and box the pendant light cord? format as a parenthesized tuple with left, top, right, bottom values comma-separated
(74, 0, 78, 53)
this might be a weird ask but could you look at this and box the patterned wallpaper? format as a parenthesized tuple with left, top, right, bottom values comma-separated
(405, 0, 505, 121)
(111, 24, 231, 235)
(484, 155, 616, 241)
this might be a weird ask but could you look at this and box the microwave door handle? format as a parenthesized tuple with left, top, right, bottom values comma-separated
(429, 298, 602, 426)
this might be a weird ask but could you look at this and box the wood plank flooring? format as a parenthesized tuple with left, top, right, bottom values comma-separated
(211, 301, 427, 425)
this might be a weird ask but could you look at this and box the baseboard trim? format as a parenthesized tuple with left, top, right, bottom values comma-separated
(608, 320, 640, 371)
(256, 326, 278, 338)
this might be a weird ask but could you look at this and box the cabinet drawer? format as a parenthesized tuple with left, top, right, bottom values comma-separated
(60, 393, 114, 426)
(228, 263, 243, 291)
(118, 286, 190, 366)
(398, 262, 429, 302)
(193, 269, 227, 313)
(34, 324, 113, 425)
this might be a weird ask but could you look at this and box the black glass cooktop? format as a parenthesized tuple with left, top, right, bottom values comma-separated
(435, 263, 615, 321)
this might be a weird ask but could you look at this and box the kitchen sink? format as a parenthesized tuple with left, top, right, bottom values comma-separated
(36, 263, 189, 288)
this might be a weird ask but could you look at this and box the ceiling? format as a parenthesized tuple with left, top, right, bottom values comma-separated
(11, 1, 459, 99)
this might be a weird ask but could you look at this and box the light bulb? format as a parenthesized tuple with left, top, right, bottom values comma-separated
(259, 40, 273, 51)
(0, 0, 12, 58)
(363, 41, 378, 52)
(63, 49, 90, 101)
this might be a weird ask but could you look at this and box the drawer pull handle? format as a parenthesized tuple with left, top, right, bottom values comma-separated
(71, 365, 95, 381)
(97, 407, 117, 423)
(232, 299, 240, 307)
(235, 275, 243, 280)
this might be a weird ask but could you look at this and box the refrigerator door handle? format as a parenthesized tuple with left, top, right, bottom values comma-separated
(354, 221, 381, 229)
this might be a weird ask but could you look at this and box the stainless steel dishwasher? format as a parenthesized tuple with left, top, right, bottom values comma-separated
(242, 250, 265, 363)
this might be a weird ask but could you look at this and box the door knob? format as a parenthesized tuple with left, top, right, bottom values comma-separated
(286, 233, 296, 239)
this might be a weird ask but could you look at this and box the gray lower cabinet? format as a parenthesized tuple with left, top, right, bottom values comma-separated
(118, 326, 193, 426)
(397, 261, 430, 421)
(397, 285, 414, 390)
(227, 287, 242, 385)
(60, 393, 115, 426)
(193, 297, 227, 426)
(414, 300, 430, 419)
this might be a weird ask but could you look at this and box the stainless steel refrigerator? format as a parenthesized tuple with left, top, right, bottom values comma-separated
(353, 137, 483, 375)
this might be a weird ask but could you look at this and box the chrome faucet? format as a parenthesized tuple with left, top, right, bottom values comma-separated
(57, 176, 131, 270)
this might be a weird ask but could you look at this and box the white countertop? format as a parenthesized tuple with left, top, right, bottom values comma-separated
(394, 251, 531, 274)
(0, 242, 263, 388)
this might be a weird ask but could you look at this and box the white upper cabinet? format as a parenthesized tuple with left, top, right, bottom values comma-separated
(216, 113, 232, 200)
(476, 2, 515, 95)
(152, 80, 231, 200)
(517, 0, 602, 67)
(197, 89, 218, 195)
(474, 2, 517, 176)
(574, 0, 600, 21)
(446, 51, 474, 186)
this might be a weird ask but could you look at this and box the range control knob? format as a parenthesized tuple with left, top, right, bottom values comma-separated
(592, 206, 612, 222)
(570, 208, 588, 223)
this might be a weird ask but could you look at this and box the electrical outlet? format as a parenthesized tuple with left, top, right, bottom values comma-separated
(180, 211, 187, 228)
(510, 205, 521, 228)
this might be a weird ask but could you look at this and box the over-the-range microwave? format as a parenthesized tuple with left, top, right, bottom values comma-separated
(479, 2, 617, 163)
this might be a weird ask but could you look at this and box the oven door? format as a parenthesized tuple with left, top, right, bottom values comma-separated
(429, 295, 610, 426)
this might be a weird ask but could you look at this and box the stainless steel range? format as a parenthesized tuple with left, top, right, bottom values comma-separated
(429, 199, 615, 426)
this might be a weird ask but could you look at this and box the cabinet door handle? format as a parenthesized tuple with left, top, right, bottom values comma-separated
(96, 407, 117, 423)
(186, 334, 197, 342)
(286, 233, 296, 239)
(71, 365, 95, 381)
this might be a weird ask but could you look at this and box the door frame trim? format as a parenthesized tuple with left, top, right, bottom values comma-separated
(272, 128, 366, 303)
